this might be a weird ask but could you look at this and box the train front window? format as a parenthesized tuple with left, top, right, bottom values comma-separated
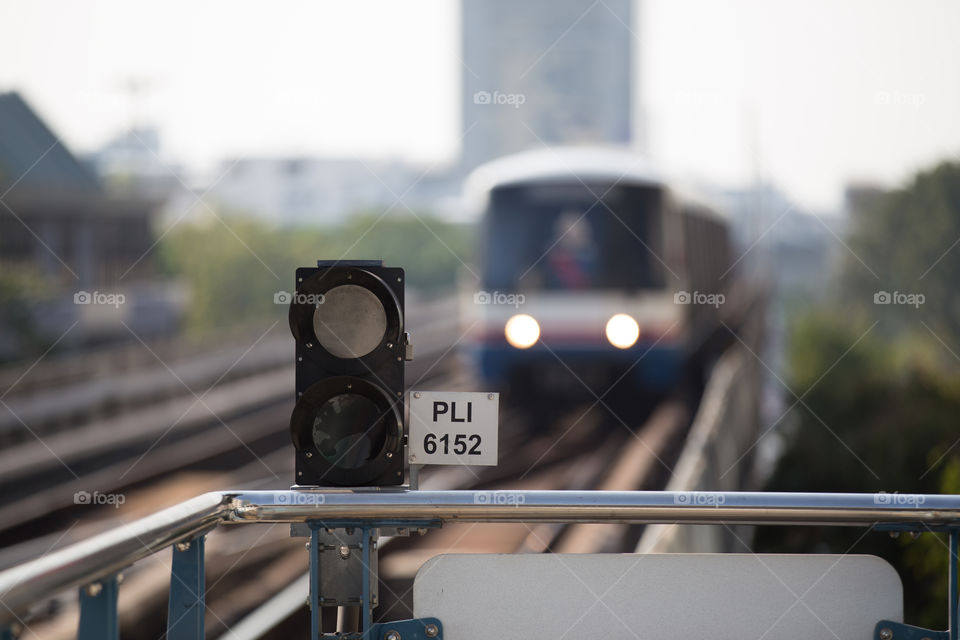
(482, 182, 664, 292)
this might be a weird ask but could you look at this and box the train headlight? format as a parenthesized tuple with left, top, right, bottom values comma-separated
(288, 261, 407, 486)
(605, 314, 640, 349)
(504, 314, 540, 349)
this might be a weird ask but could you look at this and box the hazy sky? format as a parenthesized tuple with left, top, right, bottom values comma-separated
(1, 0, 959, 209)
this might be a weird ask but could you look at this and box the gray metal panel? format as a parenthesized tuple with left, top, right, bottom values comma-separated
(414, 553, 902, 640)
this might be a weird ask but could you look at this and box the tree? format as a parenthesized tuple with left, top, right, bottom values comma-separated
(158, 211, 474, 335)
(759, 159, 960, 629)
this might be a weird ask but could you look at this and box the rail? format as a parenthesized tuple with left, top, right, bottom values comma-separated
(2, 489, 960, 638)
(638, 346, 762, 552)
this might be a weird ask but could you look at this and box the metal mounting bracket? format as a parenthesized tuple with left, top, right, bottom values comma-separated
(78, 573, 119, 640)
(873, 528, 960, 640)
(875, 620, 949, 640)
(368, 617, 443, 640)
(306, 520, 443, 640)
(317, 617, 443, 640)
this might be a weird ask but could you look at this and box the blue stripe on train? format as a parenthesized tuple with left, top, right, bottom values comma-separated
(467, 343, 685, 391)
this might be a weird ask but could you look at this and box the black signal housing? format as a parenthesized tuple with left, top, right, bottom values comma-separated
(288, 260, 406, 486)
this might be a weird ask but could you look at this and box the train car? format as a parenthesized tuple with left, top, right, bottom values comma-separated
(460, 146, 731, 410)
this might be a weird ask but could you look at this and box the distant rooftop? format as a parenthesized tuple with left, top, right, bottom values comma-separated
(0, 92, 100, 195)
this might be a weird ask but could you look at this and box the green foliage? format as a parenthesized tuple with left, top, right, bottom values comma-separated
(760, 160, 960, 629)
(844, 162, 960, 351)
(0, 264, 57, 360)
(157, 211, 474, 334)
(758, 309, 960, 627)
(769, 312, 960, 494)
(336, 213, 476, 291)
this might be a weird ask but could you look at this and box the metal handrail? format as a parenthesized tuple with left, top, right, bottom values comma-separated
(2, 489, 959, 627)
(0, 492, 231, 626)
(229, 489, 960, 526)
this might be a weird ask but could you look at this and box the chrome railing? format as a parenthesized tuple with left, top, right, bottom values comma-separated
(227, 489, 960, 525)
(2, 489, 959, 639)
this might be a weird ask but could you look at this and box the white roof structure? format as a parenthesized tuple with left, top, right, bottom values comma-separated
(461, 146, 726, 221)
(465, 146, 662, 198)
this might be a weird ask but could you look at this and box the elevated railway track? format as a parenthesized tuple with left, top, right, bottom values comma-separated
(0, 285, 767, 639)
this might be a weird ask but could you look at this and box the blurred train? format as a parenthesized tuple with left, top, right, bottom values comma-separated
(460, 147, 732, 410)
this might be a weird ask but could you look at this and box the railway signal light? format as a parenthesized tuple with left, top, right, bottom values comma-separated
(288, 260, 410, 486)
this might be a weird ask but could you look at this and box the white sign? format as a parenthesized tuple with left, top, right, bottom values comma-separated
(415, 554, 903, 640)
(408, 391, 499, 466)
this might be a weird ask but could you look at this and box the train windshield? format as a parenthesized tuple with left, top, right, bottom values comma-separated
(482, 182, 664, 292)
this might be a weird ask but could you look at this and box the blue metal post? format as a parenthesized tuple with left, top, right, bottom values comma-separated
(77, 573, 119, 640)
(951, 530, 958, 640)
(167, 536, 205, 640)
(361, 525, 372, 634)
(310, 525, 320, 640)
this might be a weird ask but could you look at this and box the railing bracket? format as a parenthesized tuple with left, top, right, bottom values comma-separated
(875, 621, 948, 640)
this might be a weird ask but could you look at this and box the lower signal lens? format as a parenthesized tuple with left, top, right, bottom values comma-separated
(290, 376, 402, 486)
(311, 393, 386, 469)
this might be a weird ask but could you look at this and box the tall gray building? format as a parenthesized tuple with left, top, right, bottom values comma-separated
(461, 0, 635, 171)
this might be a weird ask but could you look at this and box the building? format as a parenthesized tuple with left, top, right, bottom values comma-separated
(0, 92, 182, 357)
(717, 183, 840, 298)
(83, 125, 181, 202)
(461, 0, 635, 171)
(203, 156, 461, 226)
(0, 92, 165, 287)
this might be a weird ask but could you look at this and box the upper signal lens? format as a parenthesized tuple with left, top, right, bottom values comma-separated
(313, 284, 387, 358)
